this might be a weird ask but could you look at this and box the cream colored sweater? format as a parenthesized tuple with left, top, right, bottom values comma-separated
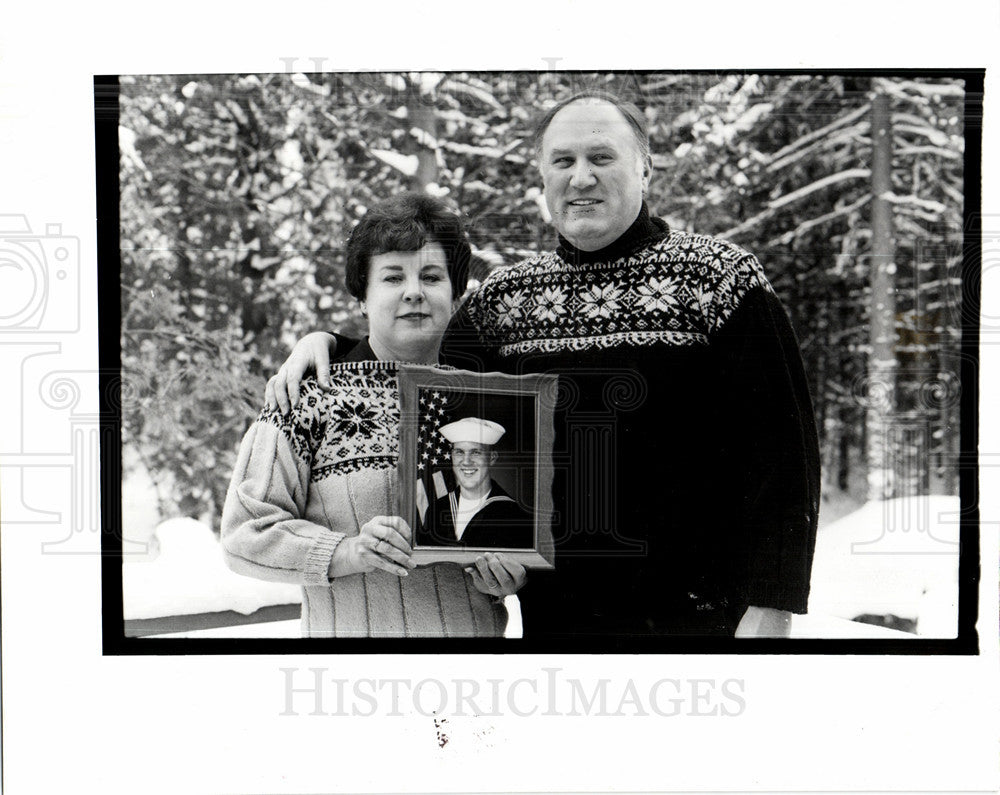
(220, 356, 507, 637)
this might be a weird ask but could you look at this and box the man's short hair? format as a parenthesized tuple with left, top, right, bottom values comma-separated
(344, 192, 471, 300)
(532, 90, 651, 162)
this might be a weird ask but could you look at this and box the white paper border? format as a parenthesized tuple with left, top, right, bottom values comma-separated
(1, 1, 997, 792)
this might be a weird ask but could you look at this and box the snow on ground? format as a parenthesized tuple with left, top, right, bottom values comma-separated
(122, 513, 523, 637)
(156, 619, 304, 639)
(807, 495, 960, 637)
(122, 518, 301, 620)
(122, 467, 959, 638)
(788, 613, 914, 638)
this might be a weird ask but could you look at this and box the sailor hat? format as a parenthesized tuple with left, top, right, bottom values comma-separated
(438, 417, 506, 445)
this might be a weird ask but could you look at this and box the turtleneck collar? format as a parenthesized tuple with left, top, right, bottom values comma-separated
(555, 202, 670, 265)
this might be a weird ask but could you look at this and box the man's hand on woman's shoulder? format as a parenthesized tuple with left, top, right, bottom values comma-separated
(265, 332, 338, 413)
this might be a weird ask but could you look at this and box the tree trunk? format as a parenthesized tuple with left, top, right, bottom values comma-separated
(406, 77, 439, 191)
(836, 287, 853, 493)
(866, 90, 898, 500)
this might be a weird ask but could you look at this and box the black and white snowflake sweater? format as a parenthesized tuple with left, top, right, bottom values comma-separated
(442, 205, 820, 638)
(221, 340, 507, 637)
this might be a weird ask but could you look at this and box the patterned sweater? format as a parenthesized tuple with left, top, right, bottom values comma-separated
(220, 341, 508, 637)
(441, 205, 820, 638)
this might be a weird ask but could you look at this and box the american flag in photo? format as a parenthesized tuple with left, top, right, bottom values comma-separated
(415, 389, 455, 526)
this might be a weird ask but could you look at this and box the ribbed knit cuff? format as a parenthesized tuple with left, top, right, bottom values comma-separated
(303, 531, 347, 585)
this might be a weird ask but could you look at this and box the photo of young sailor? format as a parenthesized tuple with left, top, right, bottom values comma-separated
(416, 417, 535, 549)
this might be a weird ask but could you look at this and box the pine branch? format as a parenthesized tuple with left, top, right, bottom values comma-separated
(893, 122, 952, 148)
(763, 103, 871, 167)
(881, 79, 965, 100)
(766, 194, 871, 246)
(721, 170, 870, 239)
(895, 144, 962, 161)
(766, 122, 869, 173)
(769, 168, 872, 210)
(881, 193, 949, 215)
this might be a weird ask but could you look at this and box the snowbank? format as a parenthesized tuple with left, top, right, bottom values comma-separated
(122, 518, 302, 620)
(122, 496, 961, 639)
(807, 495, 960, 636)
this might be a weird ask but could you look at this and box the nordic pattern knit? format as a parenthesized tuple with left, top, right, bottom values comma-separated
(220, 352, 508, 637)
(467, 230, 771, 354)
(442, 212, 820, 638)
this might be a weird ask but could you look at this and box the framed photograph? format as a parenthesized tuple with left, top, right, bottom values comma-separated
(398, 365, 558, 568)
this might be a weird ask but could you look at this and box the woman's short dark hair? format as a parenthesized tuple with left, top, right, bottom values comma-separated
(532, 90, 651, 162)
(345, 192, 471, 300)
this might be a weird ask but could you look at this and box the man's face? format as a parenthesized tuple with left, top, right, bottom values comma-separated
(450, 441, 496, 495)
(539, 99, 652, 252)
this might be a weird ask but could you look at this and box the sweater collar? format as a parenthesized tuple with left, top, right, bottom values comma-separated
(555, 202, 669, 265)
(345, 336, 444, 367)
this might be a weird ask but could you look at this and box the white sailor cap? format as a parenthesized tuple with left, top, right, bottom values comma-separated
(438, 417, 506, 446)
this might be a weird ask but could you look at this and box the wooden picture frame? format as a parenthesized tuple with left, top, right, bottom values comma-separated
(398, 365, 558, 569)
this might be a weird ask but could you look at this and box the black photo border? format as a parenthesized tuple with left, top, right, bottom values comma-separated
(98, 68, 982, 656)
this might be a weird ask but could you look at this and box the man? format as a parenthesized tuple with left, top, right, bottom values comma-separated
(417, 417, 535, 549)
(267, 91, 820, 639)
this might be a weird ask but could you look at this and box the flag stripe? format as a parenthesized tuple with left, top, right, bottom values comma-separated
(432, 470, 449, 499)
(415, 388, 453, 531)
(416, 480, 429, 523)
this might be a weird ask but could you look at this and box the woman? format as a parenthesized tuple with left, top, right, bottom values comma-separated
(221, 193, 523, 637)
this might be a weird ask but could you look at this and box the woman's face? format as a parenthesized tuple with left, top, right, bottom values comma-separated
(362, 241, 454, 363)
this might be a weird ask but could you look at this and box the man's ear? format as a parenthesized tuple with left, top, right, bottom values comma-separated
(489, 451, 498, 465)
(640, 154, 653, 195)
(359, 300, 367, 318)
